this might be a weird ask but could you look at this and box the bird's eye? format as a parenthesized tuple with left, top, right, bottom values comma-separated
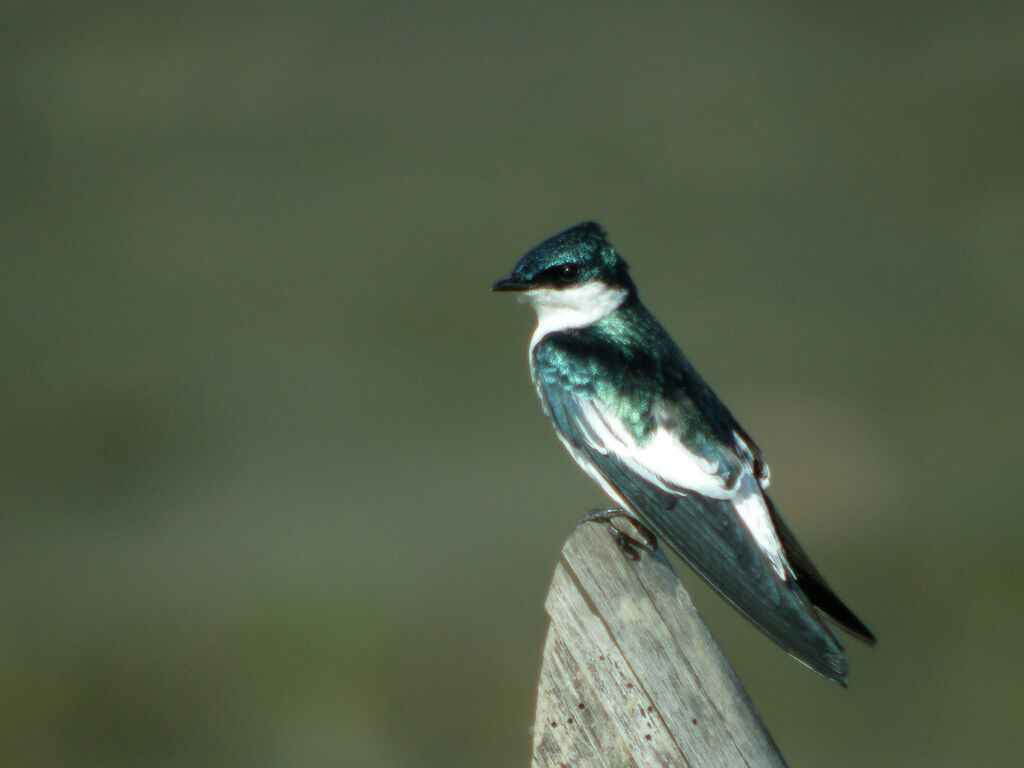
(557, 264, 579, 283)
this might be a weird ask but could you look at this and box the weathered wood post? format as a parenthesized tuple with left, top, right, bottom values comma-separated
(531, 522, 787, 767)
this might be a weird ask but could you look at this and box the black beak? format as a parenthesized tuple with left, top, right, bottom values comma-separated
(491, 277, 530, 292)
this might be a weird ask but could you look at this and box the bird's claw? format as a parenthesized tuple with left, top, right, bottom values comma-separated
(577, 508, 658, 560)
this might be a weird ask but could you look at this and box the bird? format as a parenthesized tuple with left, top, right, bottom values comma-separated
(492, 221, 875, 684)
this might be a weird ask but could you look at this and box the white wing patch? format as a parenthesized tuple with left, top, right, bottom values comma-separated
(576, 400, 731, 500)
(562, 395, 792, 580)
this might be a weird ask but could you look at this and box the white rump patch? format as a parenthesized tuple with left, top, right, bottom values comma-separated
(733, 429, 771, 487)
(731, 474, 790, 579)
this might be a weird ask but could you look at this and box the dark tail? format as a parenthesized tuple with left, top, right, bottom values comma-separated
(769, 498, 877, 646)
(636, 492, 853, 683)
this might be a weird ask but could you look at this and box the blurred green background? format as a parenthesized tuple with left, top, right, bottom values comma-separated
(2, 2, 1022, 766)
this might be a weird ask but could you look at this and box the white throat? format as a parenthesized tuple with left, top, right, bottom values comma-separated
(525, 281, 628, 353)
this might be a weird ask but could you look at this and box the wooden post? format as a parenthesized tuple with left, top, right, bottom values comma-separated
(531, 522, 787, 768)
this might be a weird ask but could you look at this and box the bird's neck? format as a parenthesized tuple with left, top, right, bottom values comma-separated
(526, 281, 630, 353)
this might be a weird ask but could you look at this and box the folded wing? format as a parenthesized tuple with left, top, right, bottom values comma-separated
(534, 341, 852, 682)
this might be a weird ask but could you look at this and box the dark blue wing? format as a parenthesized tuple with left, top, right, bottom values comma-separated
(534, 338, 851, 682)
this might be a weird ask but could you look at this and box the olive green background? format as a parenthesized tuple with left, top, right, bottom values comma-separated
(3, 3, 1022, 766)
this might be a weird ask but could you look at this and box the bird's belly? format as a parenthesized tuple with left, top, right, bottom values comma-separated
(553, 431, 634, 513)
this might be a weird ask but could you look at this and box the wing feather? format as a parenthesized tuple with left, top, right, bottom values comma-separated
(533, 339, 850, 682)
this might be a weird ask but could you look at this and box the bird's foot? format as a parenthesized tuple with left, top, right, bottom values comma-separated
(577, 508, 658, 561)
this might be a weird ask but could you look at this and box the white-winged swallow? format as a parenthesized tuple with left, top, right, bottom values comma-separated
(493, 222, 875, 684)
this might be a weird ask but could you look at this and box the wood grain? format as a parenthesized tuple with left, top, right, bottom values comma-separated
(531, 523, 787, 768)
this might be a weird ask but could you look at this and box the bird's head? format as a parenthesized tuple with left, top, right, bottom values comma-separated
(491, 222, 635, 298)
